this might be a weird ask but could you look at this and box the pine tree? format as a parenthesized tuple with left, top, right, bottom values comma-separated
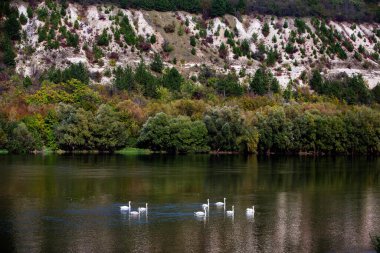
(150, 53, 163, 73)
(211, 0, 227, 17)
(5, 12, 21, 40)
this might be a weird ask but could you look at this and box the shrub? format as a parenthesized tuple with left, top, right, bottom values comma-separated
(163, 40, 174, 52)
(164, 23, 176, 33)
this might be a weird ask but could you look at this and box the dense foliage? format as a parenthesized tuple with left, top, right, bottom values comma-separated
(0, 1, 380, 155)
(72, 0, 380, 22)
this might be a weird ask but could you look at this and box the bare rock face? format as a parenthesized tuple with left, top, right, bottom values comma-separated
(14, 2, 380, 87)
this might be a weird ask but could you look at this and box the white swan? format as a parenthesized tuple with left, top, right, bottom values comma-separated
(246, 206, 255, 215)
(202, 199, 210, 209)
(130, 209, 140, 216)
(194, 206, 207, 217)
(226, 205, 234, 216)
(120, 201, 131, 211)
(138, 203, 148, 212)
(215, 198, 226, 206)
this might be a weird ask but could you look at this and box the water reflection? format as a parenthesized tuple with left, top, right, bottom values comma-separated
(0, 155, 379, 252)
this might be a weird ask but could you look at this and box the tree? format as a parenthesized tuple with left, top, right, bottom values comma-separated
(373, 84, 380, 103)
(215, 73, 243, 97)
(114, 66, 136, 91)
(211, 0, 227, 17)
(7, 123, 37, 153)
(150, 53, 163, 73)
(2, 36, 16, 66)
(255, 106, 294, 153)
(190, 36, 196, 47)
(93, 104, 129, 151)
(97, 29, 109, 46)
(162, 67, 183, 91)
(203, 106, 246, 151)
(250, 68, 280, 95)
(5, 11, 21, 40)
(135, 60, 159, 98)
(137, 112, 209, 153)
(55, 103, 94, 151)
(62, 63, 90, 85)
(27, 6, 33, 18)
(19, 13, 27, 25)
(262, 23, 270, 37)
(218, 42, 228, 59)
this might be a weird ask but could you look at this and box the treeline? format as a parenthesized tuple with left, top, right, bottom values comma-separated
(0, 60, 379, 154)
(0, 90, 379, 155)
(63, 0, 380, 22)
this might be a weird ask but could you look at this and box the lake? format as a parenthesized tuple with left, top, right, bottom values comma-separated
(0, 154, 379, 253)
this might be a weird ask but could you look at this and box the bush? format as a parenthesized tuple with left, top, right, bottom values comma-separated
(164, 23, 176, 33)
(163, 40, 174, 52)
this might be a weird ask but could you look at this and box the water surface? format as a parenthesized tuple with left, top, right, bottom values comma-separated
(0, 155, 379, 252)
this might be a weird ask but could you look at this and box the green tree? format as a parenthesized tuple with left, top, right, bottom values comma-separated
(93, 104, 129, 151)
(137, 112, 209, 153)
(19, 13, 27, 25)
(162, 67, 183, 91)
(114, 66, 136, 91)
(55, 103, 94, 151)
(7, 123, 37, 153)
(262, 23, 270, 37)
(150, 53, 163, 73)
(211, 0, 227, 17)
(203, 106, 246, 151)
(250, 68, 280, 95)
(5, 11, 21, 40)
(215, 73, 243, 97)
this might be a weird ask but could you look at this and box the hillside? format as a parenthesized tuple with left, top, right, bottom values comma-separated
(0, 1, 379, 155)
(12, 1, 380, 88)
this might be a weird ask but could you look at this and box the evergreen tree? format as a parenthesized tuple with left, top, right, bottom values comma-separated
(211, 0, 227, 17)
(150, 53, 163, 73)
(162, 67, 183, 91)
(5, 11, 21, 40)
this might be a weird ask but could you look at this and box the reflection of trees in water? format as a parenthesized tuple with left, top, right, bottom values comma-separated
(1, 155, 380, 252)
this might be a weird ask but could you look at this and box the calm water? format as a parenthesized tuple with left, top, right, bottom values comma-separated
(0, 155, 379, 253)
